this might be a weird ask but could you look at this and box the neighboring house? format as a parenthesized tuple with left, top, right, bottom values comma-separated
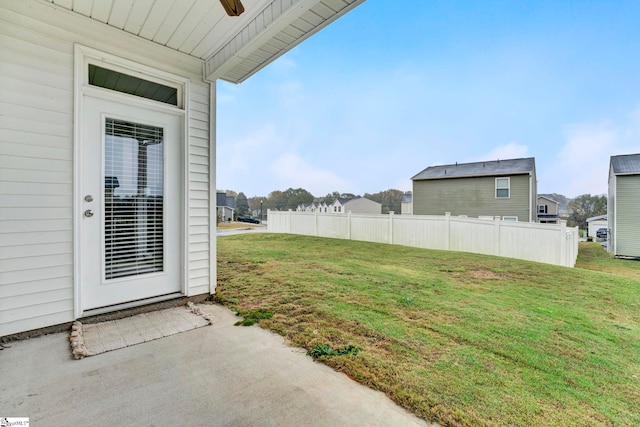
(0, 0, 365, 337)
(608, 153, 640, 258)
(296, 201, 328, 213)
(537, 195, 560, 224)
(586, 214, 608, 238)
(216, 192, 235, 222)
(331, 197, 382, 214)
(401, 193, 413, 215)
(411, 158, 537, 222)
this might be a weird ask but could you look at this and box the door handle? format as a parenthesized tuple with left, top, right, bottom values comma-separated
(84, 210, 94, 218)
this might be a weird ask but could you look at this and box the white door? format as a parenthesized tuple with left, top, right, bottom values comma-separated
(80, 95, 182, 311)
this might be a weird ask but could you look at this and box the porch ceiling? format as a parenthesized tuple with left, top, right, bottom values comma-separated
(46, 0, 366, 83)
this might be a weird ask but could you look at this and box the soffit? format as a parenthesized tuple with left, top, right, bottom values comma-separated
(46, 0, 366, 83)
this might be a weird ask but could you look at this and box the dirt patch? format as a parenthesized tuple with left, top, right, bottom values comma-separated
(469, 270, 501, 279)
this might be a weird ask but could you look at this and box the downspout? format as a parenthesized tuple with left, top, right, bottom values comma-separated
(529, 172, 533, 223)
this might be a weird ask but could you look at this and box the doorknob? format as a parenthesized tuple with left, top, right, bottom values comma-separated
(84, 210, 94, 218)
(84, 195, 93, 202)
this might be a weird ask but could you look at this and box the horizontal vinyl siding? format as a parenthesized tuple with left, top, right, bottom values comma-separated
(0, 0, 211, 336)
(413, 174, 531, 221)
(615, 175, 640, 257)
(0, 11, 75, 336)
(187, 78, 211, 297)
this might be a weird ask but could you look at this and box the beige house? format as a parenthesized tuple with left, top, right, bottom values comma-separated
(0, 0, 366, 337)
(411, 158, 537, 222)
(331, 197, 381, 214)
(537, 195, 560, 223)
(608, 153, 640, 258)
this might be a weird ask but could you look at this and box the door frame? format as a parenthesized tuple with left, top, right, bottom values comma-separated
(73, 45, 190, 318)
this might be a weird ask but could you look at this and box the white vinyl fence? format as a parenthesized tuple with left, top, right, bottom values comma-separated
(267, 211, 579, 268)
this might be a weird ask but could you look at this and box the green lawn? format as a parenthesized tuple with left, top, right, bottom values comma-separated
(576, 242, 640, 281)
(216, 234, 640, 426)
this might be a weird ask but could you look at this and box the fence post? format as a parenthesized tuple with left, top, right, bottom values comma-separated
(347, 211, 352, 240)
(315, 210, 318, 236)
(494, 216, 501, 256)
(389, 211, 394, 244)
(444, 212, 451, 250)
(559, 220, 567, 267)
(288, 209, 292, 234)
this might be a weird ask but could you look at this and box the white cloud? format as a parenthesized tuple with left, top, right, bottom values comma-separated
(270, 153, 353, 196)
(539, 112, 640, 197)
(475, 141, 531, 162)
(542, 121, 617, 197)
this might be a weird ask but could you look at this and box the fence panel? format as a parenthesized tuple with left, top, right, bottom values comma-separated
(317, 214, 349, 239)
(350, 214, 391, 244)
(266, 210, 579, 267)
(392, 215, 448, 250)
(450, 217, 498, 255)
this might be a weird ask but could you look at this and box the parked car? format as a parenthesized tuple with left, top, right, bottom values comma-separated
(237, 215, 261, 224)
(596, 228, 608, 239)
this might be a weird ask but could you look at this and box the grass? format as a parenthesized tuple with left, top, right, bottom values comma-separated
(576, 242, 640, 281)
(216, 234, 640, 426)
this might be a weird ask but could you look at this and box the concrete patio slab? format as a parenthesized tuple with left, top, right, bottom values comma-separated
(1, 304, 433, 426)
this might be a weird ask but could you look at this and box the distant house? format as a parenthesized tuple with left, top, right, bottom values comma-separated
(331, 197, 382, 214)
(537, 195, 560, 224)
(586, 214, 607, 238)
(296, 201, 329, 213)
(216, 192, 235, 222)
(401, 193, 413, 215)
(411, 158, 537, 222)
(608, 153, 640, 258)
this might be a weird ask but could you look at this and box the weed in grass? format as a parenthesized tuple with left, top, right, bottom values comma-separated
(308, 343, 361, 359)
(398, 296, 416, 306)
(234, 308, 274, 326)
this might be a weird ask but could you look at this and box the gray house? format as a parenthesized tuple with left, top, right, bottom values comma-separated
(608, 153, 640, 258)
(216, 192, 235, 222)
(331, 197, 381, 214)
(411, 158, 537, 222)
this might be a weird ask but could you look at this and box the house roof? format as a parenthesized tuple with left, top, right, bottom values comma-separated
(586, 214, 607, 222)
(47, 0, 366, 84)
(610, 153, 640, 175)
(412, 157, 535, 181)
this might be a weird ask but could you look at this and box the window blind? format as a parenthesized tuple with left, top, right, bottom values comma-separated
(104, 118, 165, 280)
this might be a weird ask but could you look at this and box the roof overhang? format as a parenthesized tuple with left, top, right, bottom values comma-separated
(45, 0, 366, 84)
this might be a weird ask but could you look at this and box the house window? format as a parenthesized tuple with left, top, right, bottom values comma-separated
(496, 178, 510, 198)
(89, 64, 179, 106)
(538, 204, 547, 214)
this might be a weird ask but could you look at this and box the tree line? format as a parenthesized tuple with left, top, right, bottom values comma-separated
(220, 188, 410, 216)
(223, 188, 607, 229)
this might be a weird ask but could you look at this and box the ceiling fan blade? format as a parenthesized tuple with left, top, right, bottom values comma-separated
(220, 0, 245, 16)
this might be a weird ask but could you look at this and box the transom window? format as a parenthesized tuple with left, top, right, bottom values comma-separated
(89, 64, 179, 106)
(496, 178, 510, 198)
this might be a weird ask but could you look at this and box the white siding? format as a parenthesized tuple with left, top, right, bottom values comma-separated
(0, 0, 212, 336)
(616, 175, 640, 257)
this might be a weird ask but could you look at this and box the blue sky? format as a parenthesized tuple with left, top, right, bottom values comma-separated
(217, 0, 640, 199)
